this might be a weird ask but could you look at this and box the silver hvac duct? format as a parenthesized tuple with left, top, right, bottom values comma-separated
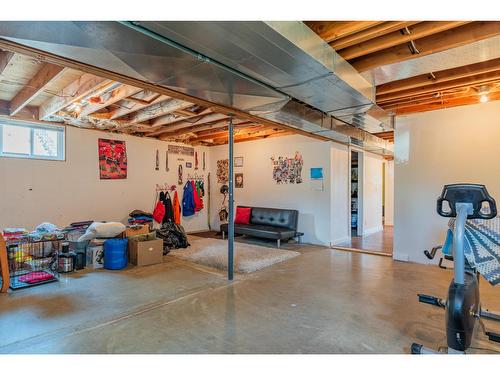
(0, 21, 392, 154)
(137, 21, 392, 134)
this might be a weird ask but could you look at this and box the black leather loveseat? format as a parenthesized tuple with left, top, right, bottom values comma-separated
(220, 206, 302, 248)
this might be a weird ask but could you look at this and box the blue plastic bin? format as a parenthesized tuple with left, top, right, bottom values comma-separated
(103, 238, 128, 270)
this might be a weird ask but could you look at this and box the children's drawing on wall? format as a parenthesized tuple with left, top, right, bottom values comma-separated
(270, 151, 303, 184)
(235, 173, 244, 188)
(98, 138, 127, 179)
(217, 159, 229, 183)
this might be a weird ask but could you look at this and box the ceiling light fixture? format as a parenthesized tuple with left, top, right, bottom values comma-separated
(476, 85, 491, 104)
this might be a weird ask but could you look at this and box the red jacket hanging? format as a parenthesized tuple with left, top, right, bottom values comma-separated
(191, 180, 202, 212)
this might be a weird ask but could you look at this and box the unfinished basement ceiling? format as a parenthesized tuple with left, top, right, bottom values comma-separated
(0, 21, 395, 155)
(0, 49, 293, 146)
(306, 21, 500, 115)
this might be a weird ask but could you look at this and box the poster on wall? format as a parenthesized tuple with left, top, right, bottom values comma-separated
(235, 173, 244, 188)
(217, 159, 229, 183)
(270, 151, 303, 184)
(98, 138, 127, 180)
(310, 167, 323, 180)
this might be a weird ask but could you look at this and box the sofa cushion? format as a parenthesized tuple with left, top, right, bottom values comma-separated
(249, 207, 298, 230)
(235, 207, 252, 224)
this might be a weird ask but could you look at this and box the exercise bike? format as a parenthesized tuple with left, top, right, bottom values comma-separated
(411, 183, 500, 354)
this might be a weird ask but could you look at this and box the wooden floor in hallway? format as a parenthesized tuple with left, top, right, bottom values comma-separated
(334, 226, 393, 255)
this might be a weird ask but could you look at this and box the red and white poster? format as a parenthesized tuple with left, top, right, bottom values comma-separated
(98, 138, 127, 179)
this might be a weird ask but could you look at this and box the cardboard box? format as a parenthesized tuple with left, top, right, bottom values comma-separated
(129, 238, 163, 267)
(123, 224, 150, 238)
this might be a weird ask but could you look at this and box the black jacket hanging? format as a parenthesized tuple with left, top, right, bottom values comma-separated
(162, 192, 175, 223)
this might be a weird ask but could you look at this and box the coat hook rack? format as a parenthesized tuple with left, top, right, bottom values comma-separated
(156, 183, 177, 192)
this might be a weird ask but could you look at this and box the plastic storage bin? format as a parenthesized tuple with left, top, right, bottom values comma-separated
(103, 238, 128, 270)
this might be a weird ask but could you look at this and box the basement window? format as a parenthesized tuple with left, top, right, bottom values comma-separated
(0, 121, 65, 160)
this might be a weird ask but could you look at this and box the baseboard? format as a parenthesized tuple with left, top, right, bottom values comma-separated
(331, 236, 350, 245)
(393, 252, 410, 262)
(330, 246, 392, 257)
(186, 228, 211, 234)
(362, 225, 384, 236)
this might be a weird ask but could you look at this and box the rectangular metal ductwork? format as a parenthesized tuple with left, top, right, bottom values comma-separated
(137, 21, 392, 134)
(0, 21, 392, 154)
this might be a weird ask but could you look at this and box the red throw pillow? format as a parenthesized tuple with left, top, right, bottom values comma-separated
(235, 207, 252, 224)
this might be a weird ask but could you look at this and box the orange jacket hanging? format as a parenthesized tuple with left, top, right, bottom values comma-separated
(173, 190, 181, 225)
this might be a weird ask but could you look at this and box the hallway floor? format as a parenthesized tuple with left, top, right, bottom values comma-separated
(1, 239, 498, 354)
(335, 226, 393, 255)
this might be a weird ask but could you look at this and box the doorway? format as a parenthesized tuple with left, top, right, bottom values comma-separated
(333, 150, 393, 256)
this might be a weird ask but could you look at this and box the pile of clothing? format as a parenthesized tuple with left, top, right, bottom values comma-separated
(128, 210, 153, 226)
(155, 222, 190, 255)
(153, 191, 181, 225)
(151, 189, 191, 254)
(182, 180, 205, 217)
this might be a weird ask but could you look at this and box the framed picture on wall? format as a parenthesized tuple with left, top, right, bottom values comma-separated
(234, 157, 244, 167)
(235, 173, 244, 188)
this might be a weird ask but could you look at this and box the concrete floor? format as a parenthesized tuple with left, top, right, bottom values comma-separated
(1, 241, 499, 354)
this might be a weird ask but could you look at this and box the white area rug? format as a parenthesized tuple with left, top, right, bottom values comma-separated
(169, 237, 300, 273)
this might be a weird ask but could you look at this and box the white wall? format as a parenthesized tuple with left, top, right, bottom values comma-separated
(394, 101, 500, 263)
(384, 160, 394, 226)
(330, 142, 350, 244)
(209, 135, 333, 246)
(361, 151, 384, 236)
(0, 126, 210, 232)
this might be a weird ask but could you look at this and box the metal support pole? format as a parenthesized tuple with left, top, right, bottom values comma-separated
(228, 116, 234, 281)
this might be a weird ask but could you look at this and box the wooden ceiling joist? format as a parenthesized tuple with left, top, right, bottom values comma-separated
(233, 129, 293, 144)
(389, 90, 500, 115)
(148, 112, 228, 137)
(377, 70, 500, 103)
(158, 118, 249, 141)
(0, 50, 15, 76)
(9, 63, 66, 116)
(0, 99, 38, 120)
(338, 21, 469, 60)
(126, 98, 194, 125)
(330, 21, 419, 50)
(191, 125, 267, 142)
(377, 57, 500, 96)
(381, 89, 476, 111)
(305, 21, 384, 43)
(110, 93, 167, 120)
(351, 21, 500, 72)
(38, 73, 112, 120)
(373, 131, 394, 142)
(148, 108, 211, 129)
(80, 84, 143, 117)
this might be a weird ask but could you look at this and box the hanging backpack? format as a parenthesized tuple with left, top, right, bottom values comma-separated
(153, 201, 166, 223)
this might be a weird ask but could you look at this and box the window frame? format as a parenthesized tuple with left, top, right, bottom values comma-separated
(0, 120, 66, 161)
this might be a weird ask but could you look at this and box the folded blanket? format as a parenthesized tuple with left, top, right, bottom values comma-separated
(448, 216, 500, 286)
(129, 210, 153, 218)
